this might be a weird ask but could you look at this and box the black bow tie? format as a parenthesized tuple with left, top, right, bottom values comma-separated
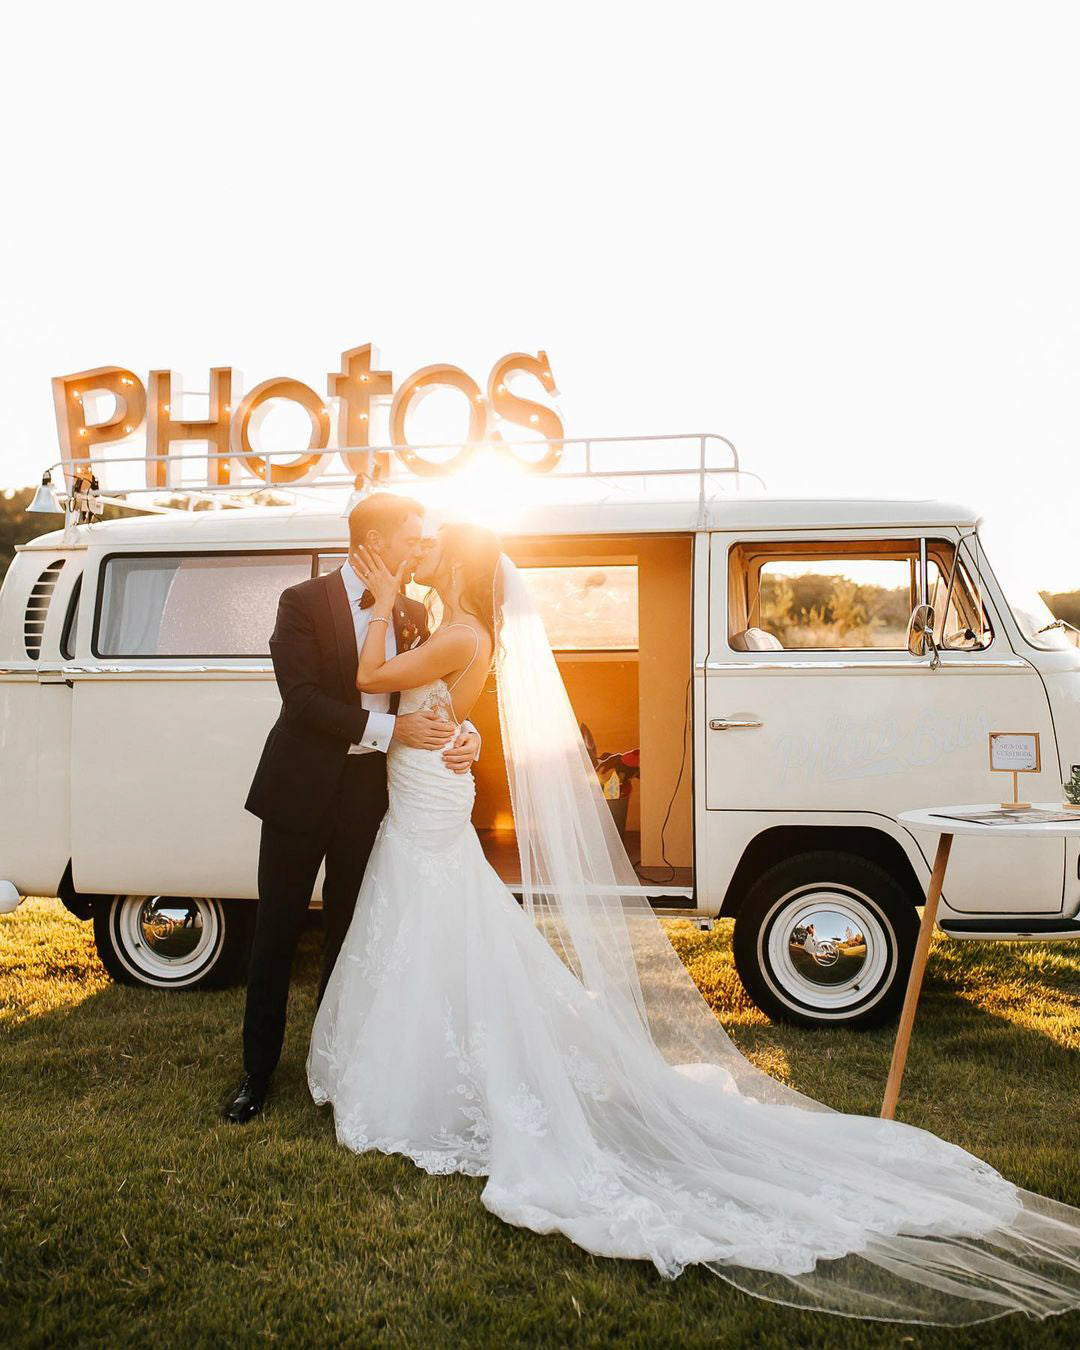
(358, 589, 376, 610)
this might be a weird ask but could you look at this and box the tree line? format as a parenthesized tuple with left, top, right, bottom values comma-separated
(0, 487, 130, 583)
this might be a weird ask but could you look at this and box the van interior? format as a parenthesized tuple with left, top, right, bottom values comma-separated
(469, 534, 694, 899)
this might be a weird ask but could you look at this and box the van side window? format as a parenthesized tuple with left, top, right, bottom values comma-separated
(398, 562, 640, 651)
(728, 539, 993, 652)
(61, 574, 82, 659)
(95, 552, 314, 657)
(926, 541, 994, 650)
(516, 566, 639, 650)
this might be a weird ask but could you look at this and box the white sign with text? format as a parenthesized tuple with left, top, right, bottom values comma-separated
(988, 732, 1040, 774)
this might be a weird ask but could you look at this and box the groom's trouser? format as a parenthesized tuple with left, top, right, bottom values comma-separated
(242, 752, 389, 1078)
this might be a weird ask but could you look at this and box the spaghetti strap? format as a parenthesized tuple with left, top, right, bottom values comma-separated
(442, 623, 481, 693)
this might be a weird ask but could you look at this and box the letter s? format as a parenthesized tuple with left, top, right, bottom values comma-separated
(486, 351, 564, 472)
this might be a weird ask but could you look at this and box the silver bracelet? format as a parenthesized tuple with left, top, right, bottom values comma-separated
(367, 615, 390, 626)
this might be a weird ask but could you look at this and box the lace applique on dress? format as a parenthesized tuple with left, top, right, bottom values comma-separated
(397, 677, 459, 726)
(442, 999, 492, 1156)
(505, 1083, 549, 1137)
(347, 873, 414, 980)
(565, 1045, 610, 1102)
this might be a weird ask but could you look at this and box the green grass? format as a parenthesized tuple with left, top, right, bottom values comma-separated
(2, 898, 1079, 1348)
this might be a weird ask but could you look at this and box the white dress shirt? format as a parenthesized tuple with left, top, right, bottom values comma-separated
(340, 561, 397, 755)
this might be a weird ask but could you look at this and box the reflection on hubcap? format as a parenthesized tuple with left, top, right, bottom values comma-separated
(764, 886, 893, 1013)
(788, 907, 868, 985)
(138, 897, 205, 960)
(115, 894, 223, 985)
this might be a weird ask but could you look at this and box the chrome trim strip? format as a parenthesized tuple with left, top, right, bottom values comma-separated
(697, 658, 1028, 672)
(38, 664, 276, 678)
(943, 928, 1080, 941)
(918, 537, 928, 607)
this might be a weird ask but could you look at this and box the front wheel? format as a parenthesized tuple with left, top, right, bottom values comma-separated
(93, 895, 253, 990)
(733, 851, 919, 1029)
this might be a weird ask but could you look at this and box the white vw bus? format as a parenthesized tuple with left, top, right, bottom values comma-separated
(2, 437, 1078, 1028)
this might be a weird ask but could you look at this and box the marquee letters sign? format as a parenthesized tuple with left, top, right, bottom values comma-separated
(51, 346, 564, 487)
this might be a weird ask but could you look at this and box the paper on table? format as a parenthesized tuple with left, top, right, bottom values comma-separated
(929, 808, 1080, 825)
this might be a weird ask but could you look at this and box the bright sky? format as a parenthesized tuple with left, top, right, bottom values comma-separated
(2, 1, 1078, 588)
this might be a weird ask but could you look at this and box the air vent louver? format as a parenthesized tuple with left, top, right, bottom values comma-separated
(24, 558, 66, 660)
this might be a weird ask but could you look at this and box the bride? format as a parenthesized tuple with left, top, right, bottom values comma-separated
(308, 522, 1080, 1327)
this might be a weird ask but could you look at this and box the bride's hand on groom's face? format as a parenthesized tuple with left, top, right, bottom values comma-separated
(351, 545, 405, 608)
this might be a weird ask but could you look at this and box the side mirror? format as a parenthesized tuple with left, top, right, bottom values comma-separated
(907, 603, 941, 669)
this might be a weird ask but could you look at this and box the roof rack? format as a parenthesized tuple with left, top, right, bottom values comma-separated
(39, 432, 766, 521)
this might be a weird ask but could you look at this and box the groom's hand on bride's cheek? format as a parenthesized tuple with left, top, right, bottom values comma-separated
(392, 711, 456, 749)
(442, 728, 481, 774)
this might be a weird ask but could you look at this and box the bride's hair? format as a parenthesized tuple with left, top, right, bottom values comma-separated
(438, 523, 504, 648)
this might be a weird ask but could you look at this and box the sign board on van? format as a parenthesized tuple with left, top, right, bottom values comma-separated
(51, 345, 564, 489)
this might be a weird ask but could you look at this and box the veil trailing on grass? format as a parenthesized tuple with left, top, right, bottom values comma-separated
(493, 553, 1080, 1325)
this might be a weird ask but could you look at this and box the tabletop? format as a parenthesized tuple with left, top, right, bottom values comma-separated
(899, 804, 1080, 838)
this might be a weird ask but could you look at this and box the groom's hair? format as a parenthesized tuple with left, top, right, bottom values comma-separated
(348, 492, 424, 548)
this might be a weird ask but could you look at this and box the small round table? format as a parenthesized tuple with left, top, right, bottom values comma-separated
(884, 803, 1080, 1119)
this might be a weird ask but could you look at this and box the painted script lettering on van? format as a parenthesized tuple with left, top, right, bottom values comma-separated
(50, 346, 564, 488)
(777, 707, 994, 786)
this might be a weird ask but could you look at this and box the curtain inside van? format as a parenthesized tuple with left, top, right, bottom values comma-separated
(98, 558, 178, 656)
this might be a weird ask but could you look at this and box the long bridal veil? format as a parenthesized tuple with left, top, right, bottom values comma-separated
(493, 553, 1080, 1325)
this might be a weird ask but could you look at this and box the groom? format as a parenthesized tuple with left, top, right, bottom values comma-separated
(221, 492, 481, 1124)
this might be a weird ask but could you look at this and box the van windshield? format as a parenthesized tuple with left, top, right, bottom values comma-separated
(975, 526, 1075, 652)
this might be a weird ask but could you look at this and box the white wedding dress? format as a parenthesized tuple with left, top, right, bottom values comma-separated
(309, 561, 1080, 1327)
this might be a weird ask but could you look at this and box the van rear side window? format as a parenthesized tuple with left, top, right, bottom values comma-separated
(95, 552, 314, 657)
(61, 574, 82, 659)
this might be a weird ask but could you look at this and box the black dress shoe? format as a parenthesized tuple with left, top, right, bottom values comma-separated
(221, 1072, 271, 1124)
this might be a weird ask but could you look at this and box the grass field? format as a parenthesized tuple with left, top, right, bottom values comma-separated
(2, 898, 1079, 1349)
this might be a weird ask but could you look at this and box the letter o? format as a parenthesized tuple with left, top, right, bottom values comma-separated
(231, 377, 331, 484)
(389, 364, 487, 476)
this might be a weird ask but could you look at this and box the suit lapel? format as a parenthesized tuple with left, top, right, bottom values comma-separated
(325, 569, 359, 698)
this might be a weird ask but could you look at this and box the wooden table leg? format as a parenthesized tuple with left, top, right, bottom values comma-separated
(880, 832, 953, 1120)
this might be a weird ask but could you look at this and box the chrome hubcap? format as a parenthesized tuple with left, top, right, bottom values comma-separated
(139, 897, 206, 959)
(115, 895, 222, 983)
(764, 887, 892, 1012)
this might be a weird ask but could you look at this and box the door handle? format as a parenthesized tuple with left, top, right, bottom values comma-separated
(709, 717, 764, 731)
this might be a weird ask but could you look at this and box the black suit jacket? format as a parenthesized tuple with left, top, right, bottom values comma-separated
(245, 568, 429, 833)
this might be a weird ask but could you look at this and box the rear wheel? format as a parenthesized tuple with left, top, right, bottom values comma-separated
(93, 895, 252, 990)
(733, 851, 919, 1029)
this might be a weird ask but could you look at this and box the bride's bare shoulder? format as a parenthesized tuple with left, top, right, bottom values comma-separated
(430, 622, 479, 650)
(440, 618, 492, 652)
